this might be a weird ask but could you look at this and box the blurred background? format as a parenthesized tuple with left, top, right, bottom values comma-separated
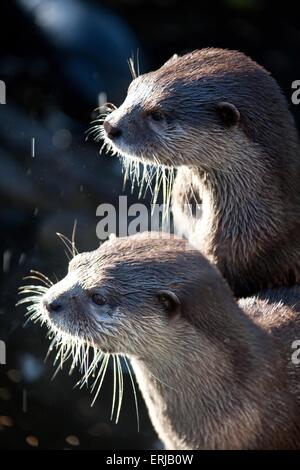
(0, 0, 299, 450)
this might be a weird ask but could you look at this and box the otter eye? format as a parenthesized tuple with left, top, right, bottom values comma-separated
(149, 110, 165, 122)
(91, 293, 106, 306)
(159, 294, 172, 310)
(157, 290, 180, 316)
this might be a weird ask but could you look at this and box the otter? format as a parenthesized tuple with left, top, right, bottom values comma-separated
(20, 232, 300, 449)
(101, 48, 300, 297)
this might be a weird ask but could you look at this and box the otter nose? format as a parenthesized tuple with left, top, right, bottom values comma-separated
(43, 298, 63, 314)
(103, 119, 122, 139)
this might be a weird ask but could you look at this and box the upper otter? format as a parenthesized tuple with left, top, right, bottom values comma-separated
(102, 48, 300, 297)
(23, 232, 300, 449)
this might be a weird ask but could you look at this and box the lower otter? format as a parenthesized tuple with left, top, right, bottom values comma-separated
(21, 232, 300, 449)
(101, 48, 300, 297)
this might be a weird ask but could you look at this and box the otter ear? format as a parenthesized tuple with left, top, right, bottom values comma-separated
(162, 54, 179, 67)
(216, 102, 240, 127)
(157, 290, 181, 317)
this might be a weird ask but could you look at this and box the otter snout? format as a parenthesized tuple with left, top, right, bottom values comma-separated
(41, 274, 80, 320)
(43, 296, 64, 314)
(43, 290, 71, 316)
(103, 117, 122, 140)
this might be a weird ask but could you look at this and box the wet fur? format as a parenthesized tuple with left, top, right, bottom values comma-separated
(103, 48, 300, 297)
(27, 232, 300, 449)
(168, 49, 300, 297)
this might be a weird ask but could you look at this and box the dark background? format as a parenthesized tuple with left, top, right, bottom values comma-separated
(0, 0, 299, 450)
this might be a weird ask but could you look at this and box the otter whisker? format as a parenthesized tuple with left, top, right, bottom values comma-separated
(69, 338, 82, 375)
(79, 348, 102, 388)
(119, 154, 176, 219)
(123, 355, 140, 432)
(58, 343, 71, 371)
(136, 49, 140, 78)
(17, 295, 44, 306)
(52, 356, 65, 380)
(23, 303, 44, 327)
(152, 165, 161, 208)
(18, 284, 48, 292)
(94, 102, 117, 113)
(56, 233, 76, 260)
(115, 355, 124, 424)
(80, 342, 90, 378)
(18, 283, 48, 291)
(23, 314, 38, 328)
(46, 336, 59, 362)
(19, 271, 136, 427)
(20, 276, 50, 288)
(90, 353, 108, 391)
(18, 288, 47, 299)
(141, 164, 153, 198)
(71, 219, 79, 258)
(86, 103, 116, 142)
(122, 158, 130, 191)
(22, 271, 53, 288)
(111, 354, 117, 422)
(91, 353, 110, 407)
(128, 56, 138, 80)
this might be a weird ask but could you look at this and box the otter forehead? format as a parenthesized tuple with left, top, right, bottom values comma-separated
(125, 48, 274, 117)
(70, 234, 192, 269)
(161, 48, 262, 78)
(68, 234, 211, 289)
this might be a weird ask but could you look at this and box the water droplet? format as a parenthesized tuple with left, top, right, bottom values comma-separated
(65, 435, 80, 446)
(0, 415, 14, 427)
(26, 435, 39, 447)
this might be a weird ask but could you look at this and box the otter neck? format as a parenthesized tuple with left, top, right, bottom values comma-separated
(176, 143, 291, 296)
(198, 146, 282, 246)
(130, 306, 292, 450)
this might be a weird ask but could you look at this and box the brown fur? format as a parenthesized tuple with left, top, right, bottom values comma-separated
(40, 232, 300, 449)
(103, 48, 300, 297)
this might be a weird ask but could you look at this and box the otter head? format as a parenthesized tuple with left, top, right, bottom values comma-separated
(102, 48, 294, 170)
(38, 232, 233, 359)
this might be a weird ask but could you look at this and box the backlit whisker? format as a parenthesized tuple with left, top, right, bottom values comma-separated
(18, 270, 139, 429)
